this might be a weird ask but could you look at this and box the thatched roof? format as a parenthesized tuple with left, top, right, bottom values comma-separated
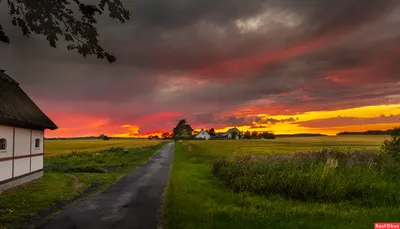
(0, 70, 58, 130)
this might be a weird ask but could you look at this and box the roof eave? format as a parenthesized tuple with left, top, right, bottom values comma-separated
(0, 118, 58, 131)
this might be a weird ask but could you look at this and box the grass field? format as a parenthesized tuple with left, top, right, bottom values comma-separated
(163, 135, 400, 229)
(0, 140, 168, 229)
(188, 135, 388, 156)
(44, 139, 166, 157)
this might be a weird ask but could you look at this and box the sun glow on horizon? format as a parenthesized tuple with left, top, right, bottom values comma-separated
(45, 104, 400, 138)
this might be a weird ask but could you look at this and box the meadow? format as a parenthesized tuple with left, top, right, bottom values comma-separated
(0, 139, 168, 229)
(162, 135, 400, 229)
(44, 139, 165, 157)
(188, 135, 387, 156)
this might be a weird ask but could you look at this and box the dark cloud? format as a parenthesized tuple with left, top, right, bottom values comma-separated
(0, 0, 399, 135)
(223, 115, 248, 127)
(194, 112, 218, 124)
(255, 117, 297, 125)
(198, 114, 298, 129)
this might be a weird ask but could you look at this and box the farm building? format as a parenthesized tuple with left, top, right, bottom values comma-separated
(226, 127, 243, 139)
(213, 132, 228, 140)
(0, 70, 57, 191)
(212, 128, 243, 140)
(195, 129, 211, 140)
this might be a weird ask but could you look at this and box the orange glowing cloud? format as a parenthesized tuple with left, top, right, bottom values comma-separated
(212, 104, 400, 136)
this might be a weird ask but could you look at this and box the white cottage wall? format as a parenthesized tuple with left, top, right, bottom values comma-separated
(13, 158, 31, 177)
(0, 125, 14, 158)
(31, 130, 44, 155)
(0, 125, 14, 182)
(0, 161, 13, 181)
(14, 128, 31, 157)
(31, 130, 44, 172)
(14, 128, 32, 177)
(0, 125, 45, 186)
(31, 155, 43, 172)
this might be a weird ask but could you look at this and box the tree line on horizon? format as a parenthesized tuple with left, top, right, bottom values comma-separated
(44, 125, 400, 140)
(164, 119, 276, 140)
(336, 128, 399, 136)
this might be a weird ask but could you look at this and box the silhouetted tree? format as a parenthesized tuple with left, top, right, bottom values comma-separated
(168, 132, 174, 139)
(261, 132, 276, 139)
(148, 135, 153, 140)
(251, 131, 259, 138)
(337, 129, 394, 136)
(161, 132, 170, 139)
(0, 0, 130, 63)
(99, 133, 110, 140)
(98, 134, 110, 140)
(208, 128, 216, 136)
(244, 130, 251, 139)
(382, 127, 400, 161)
(172, 119, 193, 140)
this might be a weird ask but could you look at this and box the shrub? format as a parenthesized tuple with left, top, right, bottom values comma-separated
(382, 127, 400, 161)
(65, 165, 107, 173)
(262, 132, 276, 139)
(212, 149, 400, 206)
(107, 146, 125, 153)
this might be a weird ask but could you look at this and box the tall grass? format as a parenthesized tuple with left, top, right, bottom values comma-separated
(44, 145, 162, 173)
(212, 149, 400, 206)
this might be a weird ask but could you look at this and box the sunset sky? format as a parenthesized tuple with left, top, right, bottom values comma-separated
(0, 0, 399, 137)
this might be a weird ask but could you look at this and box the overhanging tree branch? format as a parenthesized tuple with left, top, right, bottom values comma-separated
(0, 0, 130, 63)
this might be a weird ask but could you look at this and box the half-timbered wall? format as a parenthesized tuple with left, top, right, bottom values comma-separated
(0, 124, 44, 189)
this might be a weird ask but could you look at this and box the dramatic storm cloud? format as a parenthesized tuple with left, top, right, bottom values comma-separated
(0, 0, 399, 136)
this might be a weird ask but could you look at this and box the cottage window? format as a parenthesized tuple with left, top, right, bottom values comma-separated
(0, 138, 6, 151)
(35, 138, 41, 149)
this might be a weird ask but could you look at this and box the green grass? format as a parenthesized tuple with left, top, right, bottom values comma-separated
(0, 173, 77, 228)
(162, 139, 400, 229)
(0, 142, 167, 229)
(212, 151, 400, 206)
(44, 139, 167, 157)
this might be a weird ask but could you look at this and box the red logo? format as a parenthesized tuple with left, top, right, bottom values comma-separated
(375, 223, 400, 229)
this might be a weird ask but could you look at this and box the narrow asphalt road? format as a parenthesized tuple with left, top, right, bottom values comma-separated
(38, 142, 175, 229)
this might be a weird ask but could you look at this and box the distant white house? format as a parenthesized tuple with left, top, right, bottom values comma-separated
(195, 129, 211, 140)
(0, 70, 58, 192)
(213, 127, 243, 140)
(226, 127, 242, 139)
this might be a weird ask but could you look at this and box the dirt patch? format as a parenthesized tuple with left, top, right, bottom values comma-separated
(64, 173, 80, 188)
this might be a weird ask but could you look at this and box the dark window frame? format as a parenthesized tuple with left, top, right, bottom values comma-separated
(0, 138, 7, 151)
(35, 138, 41, 149)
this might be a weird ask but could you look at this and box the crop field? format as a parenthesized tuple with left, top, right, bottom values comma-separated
(44, 139, 167, 157)
(188, 135, 388, 156)
(163, 135, 400, 229)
